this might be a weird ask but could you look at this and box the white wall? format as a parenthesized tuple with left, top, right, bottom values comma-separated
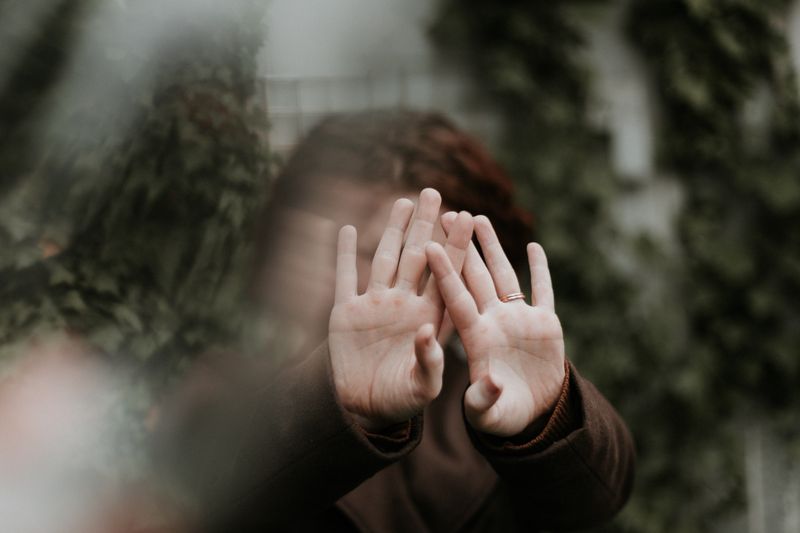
(258, 0, 499, 151)
(259, 0, 434, 77)
(258, 0, 660, 183)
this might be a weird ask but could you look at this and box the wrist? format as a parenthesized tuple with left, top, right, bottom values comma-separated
(346, 409, 409, 433)
(472, 361, 575, 452)
(537, 359, 567, 416)
(331, 373, 407, 432)
(467, 359, 567, 438)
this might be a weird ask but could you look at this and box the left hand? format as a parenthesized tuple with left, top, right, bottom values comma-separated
(328, 190, 474, 431)
(427, 214, 566, 437)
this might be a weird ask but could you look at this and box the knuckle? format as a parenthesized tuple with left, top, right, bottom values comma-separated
(401, 246, 425, 262)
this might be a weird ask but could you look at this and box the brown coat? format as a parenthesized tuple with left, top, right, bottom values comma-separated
(157, 344, 635, 532)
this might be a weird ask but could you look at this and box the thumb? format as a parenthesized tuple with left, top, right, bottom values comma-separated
(464, 374, 502, 430)
(412, 323, 444, 402)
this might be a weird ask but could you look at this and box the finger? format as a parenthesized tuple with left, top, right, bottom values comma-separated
(474, 215, 522, 299)
(396, 188, 441, 291)
(368, 198, 415, 290)
(437, 311, 453, 346)
(412, 323, 444, 401)
(439, 210, 458, 229)
(464, 375, 502, 429)
(528, 243, 555, 312)
(335, 225, 358, 303)
(425, 242, 480, 331)
(422, 210, 457, 307)
(440, 213, 497, 312)
(424, 211, 474, 304)
(439, 211, 473, 273)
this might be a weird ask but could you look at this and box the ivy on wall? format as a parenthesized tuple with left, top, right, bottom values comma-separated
(625, 2, 800, 528)
(432, 0, 800, 531)
(627, 0, 800, 412)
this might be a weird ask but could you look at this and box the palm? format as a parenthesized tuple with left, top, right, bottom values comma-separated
(459, 304, 565, 435)
(329, 289, 442, 425)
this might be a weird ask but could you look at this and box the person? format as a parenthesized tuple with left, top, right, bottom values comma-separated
(155, 111, 635, 532)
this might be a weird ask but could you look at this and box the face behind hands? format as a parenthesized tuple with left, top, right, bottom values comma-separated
(257, 179, 447, 341)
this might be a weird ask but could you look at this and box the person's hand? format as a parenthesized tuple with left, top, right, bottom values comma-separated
(427, 215, 566, 438)
(328, 189, 474, 431)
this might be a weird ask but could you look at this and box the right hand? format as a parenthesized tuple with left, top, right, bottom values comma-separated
(328, 189, 474, 431)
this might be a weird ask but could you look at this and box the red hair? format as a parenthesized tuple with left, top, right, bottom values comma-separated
(265, 110, 533, 266)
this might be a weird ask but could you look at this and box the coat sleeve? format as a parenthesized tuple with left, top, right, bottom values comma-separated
(467, 362, 636, 531)
(152, 343, 422, 532)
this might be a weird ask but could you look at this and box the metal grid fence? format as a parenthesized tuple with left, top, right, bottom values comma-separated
(260, 68, 501, 153)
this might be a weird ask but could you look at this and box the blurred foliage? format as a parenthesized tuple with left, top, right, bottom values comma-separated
(625, 0, 800, 529)
(0, 0, 269, 471)
(433, 0, 800, 531)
